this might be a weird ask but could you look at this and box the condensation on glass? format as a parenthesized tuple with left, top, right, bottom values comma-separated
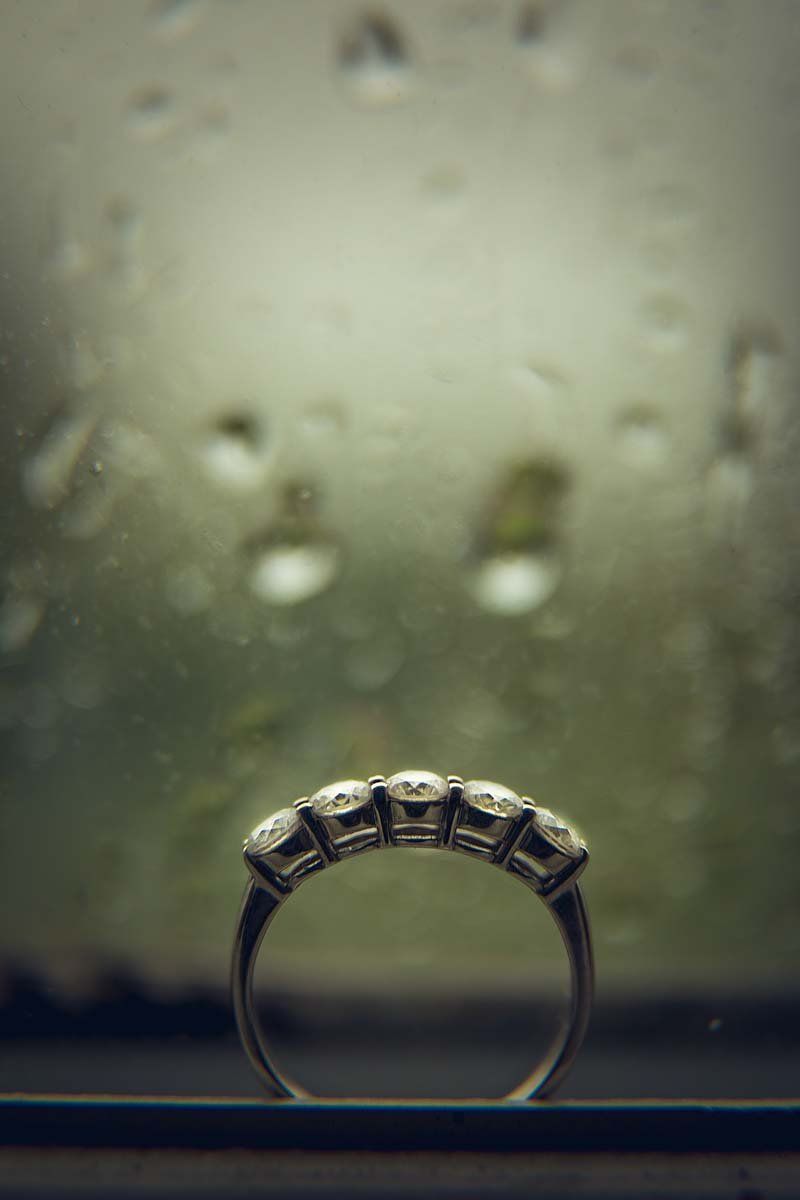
(0, 0, 798, 991)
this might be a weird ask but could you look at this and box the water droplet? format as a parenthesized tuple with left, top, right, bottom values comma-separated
(249, 543, 340, 606)
(511, 359, 568, 399)
(0, 593, 46, 653)
(723, 326, 783, 455)
(127, 85, 175, 140)
(477, 458, 569, 552)
(703, 326, 783, 545)
(516, 3, 546, 44)
(164, 564, 215, 615)
(469, 550, 561, 616)
(22, 407, 99, 510)
(151, 0, 205, 41)
(640, 294, 689, 352)
(515, 2, 579, 92)
(616, 406, 669, 468)
(338, 13, 412, 106)
(469, 458, 567, 614)
(199, 412, 270, 492)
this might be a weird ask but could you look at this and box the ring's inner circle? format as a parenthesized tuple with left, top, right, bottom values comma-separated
(252, 846, 568, 1099)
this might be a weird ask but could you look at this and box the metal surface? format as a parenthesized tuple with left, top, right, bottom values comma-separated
(232, 772, 592, 1100)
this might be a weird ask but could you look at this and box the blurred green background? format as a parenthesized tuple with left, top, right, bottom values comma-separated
(1, 0, 799, 997)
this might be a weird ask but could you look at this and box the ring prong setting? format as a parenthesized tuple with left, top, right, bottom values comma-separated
(243, 771, 587, 898)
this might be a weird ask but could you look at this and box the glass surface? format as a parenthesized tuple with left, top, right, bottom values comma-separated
(1, 1, 799, 1095)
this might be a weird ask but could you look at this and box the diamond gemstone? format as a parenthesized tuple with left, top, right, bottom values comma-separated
(534, 807, 582, 856)
(310, 779, 371, 816)
(247, 808, 301, 853)
(463, 779, 523, 819)
(386, 770, 448, 802)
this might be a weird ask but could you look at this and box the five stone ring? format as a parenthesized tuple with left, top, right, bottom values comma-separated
(232, 769, 593, 1100)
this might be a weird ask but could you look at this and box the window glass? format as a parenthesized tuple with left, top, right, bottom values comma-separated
(1, 0, 798, 1097)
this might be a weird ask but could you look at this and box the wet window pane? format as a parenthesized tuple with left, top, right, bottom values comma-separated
(1, 0, 799, 1100)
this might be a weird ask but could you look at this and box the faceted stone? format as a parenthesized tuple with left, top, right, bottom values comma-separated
(463, 779, 523, 819)
(247, 808, 301, 853)
(534, 807, 582, 856)
(310, 778, 371, 816)
(386, 770, 448, 803)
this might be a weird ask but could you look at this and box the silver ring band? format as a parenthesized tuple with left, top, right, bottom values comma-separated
(231, 770, 593, 1101)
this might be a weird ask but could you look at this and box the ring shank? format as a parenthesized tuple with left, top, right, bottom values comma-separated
(231, 881, 310, 1099)
(505, 883, 593, 1100)
(231, 876, 593, 1101)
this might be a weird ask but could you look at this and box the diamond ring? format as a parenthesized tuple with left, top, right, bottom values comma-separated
(232, 770, 593, 1100)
